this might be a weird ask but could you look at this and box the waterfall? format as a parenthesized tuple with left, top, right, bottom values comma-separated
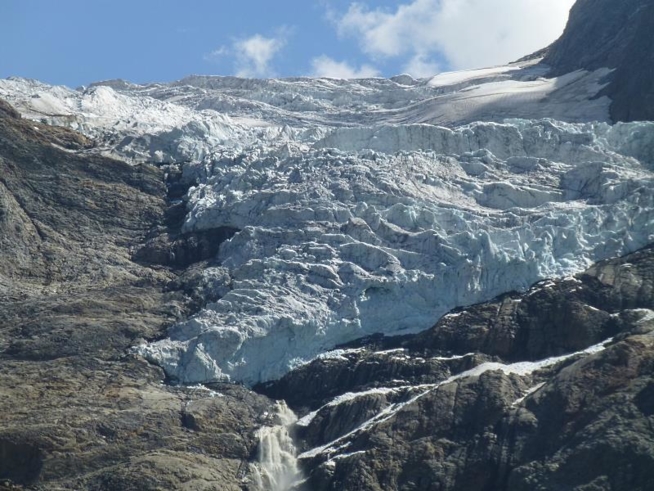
(251, 401, 303, 491)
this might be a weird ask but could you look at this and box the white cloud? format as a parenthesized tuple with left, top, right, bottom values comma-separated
(234, 33, 287, 78)
(337, 0, 575, 71)
(205, 30, 289, 77)
(203, 46, 229, 62)
(310, 56, 380, 78)
(402, 54, 440, 78)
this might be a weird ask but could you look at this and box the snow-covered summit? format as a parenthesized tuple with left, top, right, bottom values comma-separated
(1, 61, 652, 386)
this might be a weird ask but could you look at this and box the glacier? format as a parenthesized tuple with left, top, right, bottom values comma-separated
(1, 63, 653, 387)
(137, 119, 654, 385)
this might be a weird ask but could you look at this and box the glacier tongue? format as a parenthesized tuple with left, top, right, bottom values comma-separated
(139, 119, 654, 386)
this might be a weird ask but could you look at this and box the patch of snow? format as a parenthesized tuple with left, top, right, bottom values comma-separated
(634, 309, 654, 325)
(330, 450, 367, 461)
(511, 382, 546, 407)
(428, 65, 523, 88)
(185, 384, 224, 398)
(315, 348, 366, 363)
(297, 384, 416, 428)
(296, 410, 320, 428)
(431, 353, 476, 361)
(374, 348, 406, 355)
(461, 336, 613, 378)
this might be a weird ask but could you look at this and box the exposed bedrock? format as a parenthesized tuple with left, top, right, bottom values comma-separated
(0, 100, 275, 490)
(544, 0, 654, 122)
(300, 334, 654, 491)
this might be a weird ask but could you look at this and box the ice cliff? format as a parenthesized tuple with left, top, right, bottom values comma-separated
(139, 119, 654, 385)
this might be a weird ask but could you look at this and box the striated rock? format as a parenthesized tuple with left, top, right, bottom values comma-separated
(0, 99, 21, 119)
(0, 357, 271, 490)
(300, 330, 654, 490)
(257, 349, 483, 413)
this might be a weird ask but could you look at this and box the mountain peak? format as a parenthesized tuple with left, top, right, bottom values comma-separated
(544, 0, 654, 122)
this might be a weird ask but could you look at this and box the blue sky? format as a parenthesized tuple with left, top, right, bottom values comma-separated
(0, 0, 575, 87)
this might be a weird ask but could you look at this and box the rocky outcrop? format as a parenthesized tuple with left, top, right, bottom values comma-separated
(544, 0, 654, 122)
(301, 332, 654, 491)
(0, 98, 172, 359)
(260, 246, 654, 490)
(0, 101, 273, 490)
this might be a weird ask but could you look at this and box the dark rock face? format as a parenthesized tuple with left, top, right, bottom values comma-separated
(263, 246, 654, 491)
(0, 98, 173, 358)
(301, 334, 654, 491)
(0, 440, 43, 486)
(257, 348, 481, 412)
(133, 165, 240, 270)
(0, 101, 273, 490)
(544, 0, 654, 122)
(134, 225, 239, 269)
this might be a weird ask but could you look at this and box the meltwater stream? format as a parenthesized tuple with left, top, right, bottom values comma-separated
(251, 402, 303, 491)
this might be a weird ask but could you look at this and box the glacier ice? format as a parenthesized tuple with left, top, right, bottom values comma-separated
(140, 120, 654, 386)
(1, 67, 653, 387)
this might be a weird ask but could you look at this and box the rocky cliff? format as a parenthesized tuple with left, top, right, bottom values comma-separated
(0, 100, 275, 490)
(544, 0, 654, 122)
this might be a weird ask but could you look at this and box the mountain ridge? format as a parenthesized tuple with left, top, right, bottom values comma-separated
(544, 0, 654, 122)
